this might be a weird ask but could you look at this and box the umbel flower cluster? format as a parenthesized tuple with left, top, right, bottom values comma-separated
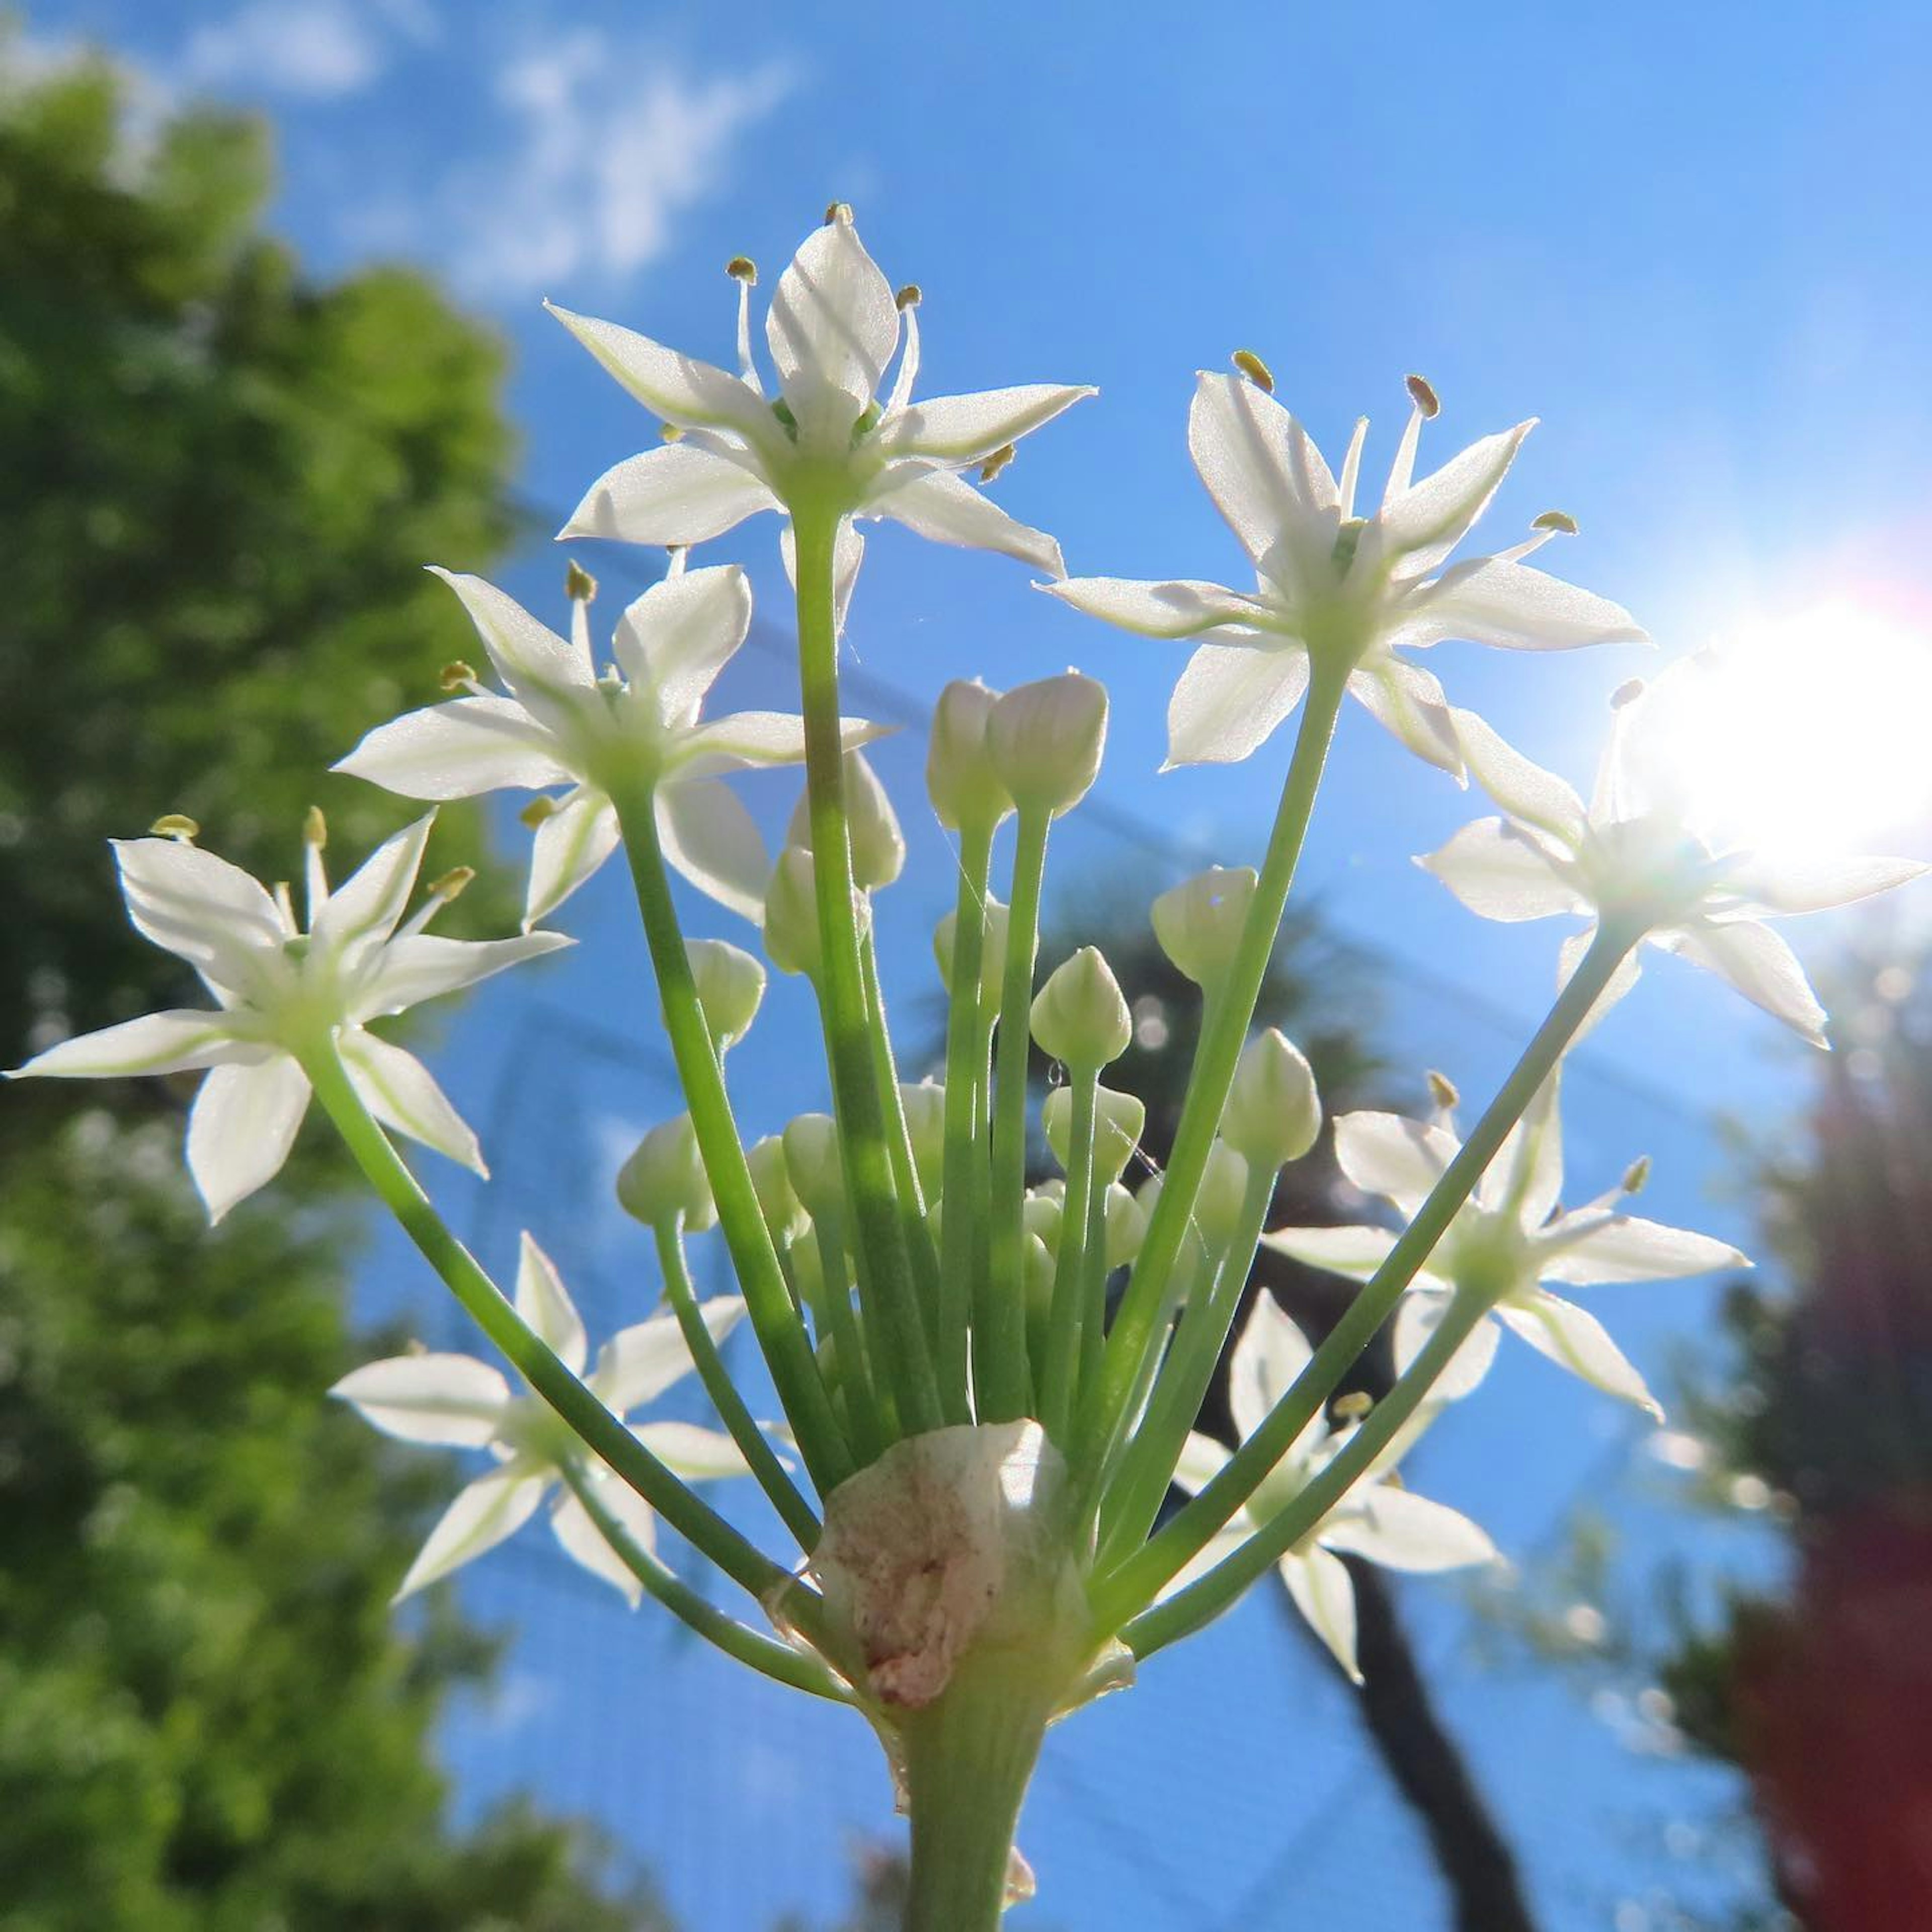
(17, 208, 1925, 1928)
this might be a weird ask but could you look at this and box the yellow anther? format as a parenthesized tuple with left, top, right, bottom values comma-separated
(148, 813, 199, 842)
(428, 865, 475, 903)
(519, 796, 560, 829)
(1332, 1391, 1375, 1423)
(1231, 348, 1275, 393)
(661, 422, 686, 443)
(438, 660, 477, 693)
(1611, 677, 1646, 710)
(726, 255, 758, 284)
(979, 442, 1017, 484)
(302, 805, 327, 849)
(565, 560, 598, 603)
(1426, 1069, 1461, 1111)
(1405, 373, 1440, 418)
(1621, 1155, 1652, 1195)
(896, 283, 923, 310)
(824, 200, 854, 226)
(1533, 510, 1580, 535)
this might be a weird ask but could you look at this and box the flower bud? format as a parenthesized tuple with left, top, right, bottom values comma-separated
(1022, 1228, 1057, 1318)
(926, 679, 1013, 831)
(986, 672, 1108, 818)
(1220, 1028, 1321, 1172)
(786, 751, 905, 891)
(747, 1133, 807, 1244)
(782, 1112, 845, 1224)
(1102, 1181, 1145, 1268)
(1042, 1083, 1145, 1183)
(616, 1114, 715, 1231)
(687, 937, 765, 1053)
(934, 895, 1009, 1026)
(1030, 946, 1130, 1069)
(1151, 865, 1258, 988)
(764, 845, 873, 979)
(1022, 1190, 1064, 1255)
(1196, 1141, 1251, 1250)
(898, 1080, 946, 1203)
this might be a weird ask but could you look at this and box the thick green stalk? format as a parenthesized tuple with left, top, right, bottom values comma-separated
(1076, 668, 1348, 1472)
(1090, 920, 1642, 1635)
(560, 1462, 849, 1703)
(937, 816, 997, 1420)
(652, 1221, 821, 1550)
(980, 806, 1052, 1421)
(1039, 1064, 1099, 1442)
(791, 503, 942, 1435)
(301, 1043, 799, 1615)
(611, 787, 853, 1495)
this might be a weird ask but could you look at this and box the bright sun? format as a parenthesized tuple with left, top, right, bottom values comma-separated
(1655, 602, 1932, 861)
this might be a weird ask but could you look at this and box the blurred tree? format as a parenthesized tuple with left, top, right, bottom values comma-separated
(0, 39, 654, 1931)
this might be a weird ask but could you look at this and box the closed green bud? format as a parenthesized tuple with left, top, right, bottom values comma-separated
(786, 750, 905, 891)
(986, 672, 1108, 818)
(1103, 1181, 1146, 1268)
(1042, 1083, 1145, 1183)
(1221, 1028, 1321, 1172)
(1022, 1189, 1064, 1255)
(765, 845, 874, 979)
(616, 1114, 715, 1231)
(926, 678, 1013, 831)
(1022, 1228, 1057, 1316)
(898, 1080, 947, 1202)
(747, 1133, 808, 1244)
(1030, 945, 1131, 1068)
(934, 895, 1009, 1026)
(687, 937, 765, 1053)
(782, 1112, 845, 1223)
(1196, 1141, 1251, 1249)
(1151, 865, 1258, 988)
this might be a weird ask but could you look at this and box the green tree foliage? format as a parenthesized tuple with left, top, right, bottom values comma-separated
(0, 41, 661, 1930)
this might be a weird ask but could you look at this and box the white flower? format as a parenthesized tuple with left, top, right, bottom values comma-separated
(9, 815, 567, 1221)
(1266, 1080, 1749, 1419)
(1046, 369, 1644, 772)
(548, 208, 1093, 580)
(334, 559, 885, 927)
(1417, 660, 1932, 1044)
(332, 1233, 751, 1602)
(1163, 1296, 1497, 1681)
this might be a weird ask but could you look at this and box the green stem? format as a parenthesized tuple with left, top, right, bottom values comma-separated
(1039, 1064, 1099, 1442)
(301, 1041, 800, 1617)
(981, 806, 1052, 1421)
(610, 786, 852, 1497)
(652, 1221, 821, 1550)
(560, 1462, 850, 1703)
(815, 1211, 893, 1454)
(1091, 919, 1641, 1637)
(860, 929, 942, 1341)
(1076, 668, 1347, 1474)
(791, 503, 941, 1436)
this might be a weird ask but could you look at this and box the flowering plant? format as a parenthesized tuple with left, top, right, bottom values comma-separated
(17, 206, 1924, 1928)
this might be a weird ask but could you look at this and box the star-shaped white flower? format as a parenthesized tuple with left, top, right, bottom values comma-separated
(333, 1233, 752, 1602)
(335, 559, 884, 927)
(548, 207, 1093, 585)
(1163, 1296, 1498, 1682)
(1417, 660, 1931, 1044)
(1046, 369, 1644, 772)
(1266, 1080, 1749, 1418)
(9, 814, 567, 1220)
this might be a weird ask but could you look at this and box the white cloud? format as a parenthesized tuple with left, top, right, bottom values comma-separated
(450, 30, 795, 297)
(180, 0, 436, 101)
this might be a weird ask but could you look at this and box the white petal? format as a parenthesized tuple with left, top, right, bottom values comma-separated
(1728, 853, 1931, 916)
(1540, 1212, 1747, 1286)
(1332, 1110, 1461, 1216)
(1323, 1485, 1498, 1573)
(186, 1055, 311, 1222)
(765, 217, 899, 446)
(590, 1296, 746, 1412)
(1227, 1296, 1315, 1445)
(427, 569, 594, 730)
(1187, 373, 1339, 597)
(12, 1009, 260, 1080)
(871, 468, 1066, 576)
(354, 930, 572, 1018)
(1166, 642, 1311, 768)
(1261, 1223, 1399, 1281)
(879, 383, 1095, 462)
(333, 696, 571, 799)
(1042, 575, 1264, 639)
(515, 1231, 588, 1376)
(544, 300, 769, 435)
(395, 1465, 548, 1600)
(549, 1480, 657, 1604)
(1392, 1293, 1500, 1400)
(1657, 917, 1828, 1046)
(329, 1352, 511, 1447)
(1172, 1429, 1232, 1495)
(310, 814, 434, 974)
(1281, 1545, 1362, 1682)
(609, 564, 753, 723)
(525, 791, 621, 928)
(1373, 422, 1533, 576)
(655, 778, 771, 923)
(779, 517, 865, 637)
(632, 1419, 752, 1481)
(1347, 659, 1464, 777)
(1448, 707, 1588, 842)
(339, 1029, 485, 1176)
(1494, 1286, 1661, 1416)
(559, 442, 781, 548)
(1399, 557, 1647, 652)
(112, 837, 285, 992)
(1477, 1074, 1564, 1227)
(1417, 818, 1583, 922)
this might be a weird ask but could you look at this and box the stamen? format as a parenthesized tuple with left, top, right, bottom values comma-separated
(273, 879, 299, 938)
(896, 283, 922, 311)
(1383, 375, 1434, 504)
(1427, 1069, 1461, 1112)
(428, 865, 474, 902)
(301, 808, 329, 923)
(520, 796, 561, 829)
(148, 813, 199, 842)
(824, 200, 854, 226)
(438, 660, 479, 694)
(979, 442, 1016, 484)
(1331, 1391, 1375, 1423)
(566, 560, 598, 603)
(1611, 678, 1646, 710)
(1231, 348, 1274, 393)
(1404, 373, 1440, 419)
(661, 423, 686, 443)
(1533, 510, 1579, 534)
(726, 256, 758, 285)
(885, 299, 923, 415)
(729, 260, 762, 392)
(1621, 1155, 1651, 1195)
(664, 543, 690, 581)
(1337, 415, 1369, 520)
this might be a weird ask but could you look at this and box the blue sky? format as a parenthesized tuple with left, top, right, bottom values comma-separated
(34, 0, 1932, 1924)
